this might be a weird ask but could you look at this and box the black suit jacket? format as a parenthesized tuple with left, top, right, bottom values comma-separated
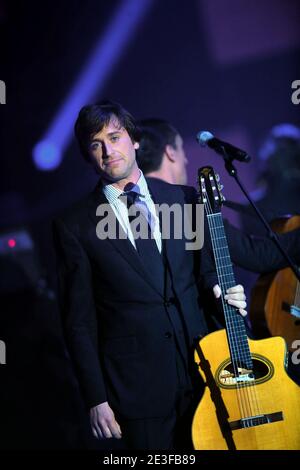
(53, 178, 217, 419)
(225, 220, 300, 273)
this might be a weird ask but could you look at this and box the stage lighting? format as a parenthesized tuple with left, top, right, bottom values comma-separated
(32, 0, 154, 171)
(0, 228, 41, 293)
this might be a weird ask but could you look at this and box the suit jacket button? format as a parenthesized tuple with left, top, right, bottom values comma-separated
(164, 331, 172, 338)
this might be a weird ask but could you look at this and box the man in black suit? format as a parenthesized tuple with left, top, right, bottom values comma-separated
(53, 101, 247, 450)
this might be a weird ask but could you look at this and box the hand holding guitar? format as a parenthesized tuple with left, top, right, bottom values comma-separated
(213, 284, 247, 317)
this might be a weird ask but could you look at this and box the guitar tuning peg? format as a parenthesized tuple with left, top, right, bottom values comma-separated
(221, 194, 226, 201)
(218, 184, 224, 191)
(215, 174, 220, 182)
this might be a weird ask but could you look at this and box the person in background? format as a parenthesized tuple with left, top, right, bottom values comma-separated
(136, 118, 300, 275)
(240, 123, 300, 236)
(136, 118, 300, 388)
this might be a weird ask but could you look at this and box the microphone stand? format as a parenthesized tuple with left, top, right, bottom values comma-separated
(220, 147, 300, 282)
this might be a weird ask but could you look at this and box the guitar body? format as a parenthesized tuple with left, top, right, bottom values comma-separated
(192, 329, 300, 450)
(250, 215, 300, 350)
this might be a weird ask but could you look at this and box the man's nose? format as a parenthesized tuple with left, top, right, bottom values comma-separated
(102, 142, 113, 157)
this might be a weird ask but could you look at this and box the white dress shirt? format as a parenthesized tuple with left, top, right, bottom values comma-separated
(103, 171, 162, 253)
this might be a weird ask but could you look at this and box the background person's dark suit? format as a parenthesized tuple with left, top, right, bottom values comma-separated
(225, 221, 300, 273)
(53, 177, 217, 449)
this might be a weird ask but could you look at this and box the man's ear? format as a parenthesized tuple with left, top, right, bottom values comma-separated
(165, 144, 176, 162)
(134, 142, 140, 150)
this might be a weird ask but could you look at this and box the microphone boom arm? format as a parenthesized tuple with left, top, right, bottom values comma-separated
(221, 147, 300, 282)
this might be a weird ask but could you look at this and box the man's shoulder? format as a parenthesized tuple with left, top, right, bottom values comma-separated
(52, 189, 96, 231)
(145, 177, 197, 201)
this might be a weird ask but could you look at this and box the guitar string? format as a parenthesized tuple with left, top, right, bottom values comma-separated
(208, 214, 263, 423)
(206, 213, 253, 421)
(205, 190, 262, 423)
(211, 218, 261, 424)
(204, 195, 250, 421)
(212, 210, 266, 423)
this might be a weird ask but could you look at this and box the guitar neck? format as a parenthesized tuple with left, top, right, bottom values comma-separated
(207, 213, 253, 370)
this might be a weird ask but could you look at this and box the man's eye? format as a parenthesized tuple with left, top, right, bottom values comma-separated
(90, 142, 101, 151)
(110, 135, 119, 142)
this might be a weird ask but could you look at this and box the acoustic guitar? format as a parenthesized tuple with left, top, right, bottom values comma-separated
(250, 215, 300, 351)
(192, 166, 300, 450)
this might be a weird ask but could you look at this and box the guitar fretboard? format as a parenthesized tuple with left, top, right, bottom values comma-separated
(207, 213, 253, 371)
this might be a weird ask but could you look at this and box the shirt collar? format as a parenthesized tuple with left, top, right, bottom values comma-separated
(102, 170, 151, 204)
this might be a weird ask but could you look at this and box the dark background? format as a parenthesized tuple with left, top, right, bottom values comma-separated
(0, 0, 299, 449)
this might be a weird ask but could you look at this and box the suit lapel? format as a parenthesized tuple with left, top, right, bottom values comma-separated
(88, 182, 164, 298)
(146, 179, 181, 280)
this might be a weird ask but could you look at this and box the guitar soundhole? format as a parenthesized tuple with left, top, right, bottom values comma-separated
(217, 355, 274, 388)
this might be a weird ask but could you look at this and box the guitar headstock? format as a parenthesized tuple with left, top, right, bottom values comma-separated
(198, 166, 225, 214)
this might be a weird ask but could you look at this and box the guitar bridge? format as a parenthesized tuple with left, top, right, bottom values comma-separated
(229, 411, 283, 430)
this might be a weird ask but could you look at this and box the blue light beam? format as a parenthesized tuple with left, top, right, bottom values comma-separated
(33, 0, 154, 170)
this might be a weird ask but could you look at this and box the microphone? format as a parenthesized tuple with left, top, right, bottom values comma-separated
(197, 131, 251, 163)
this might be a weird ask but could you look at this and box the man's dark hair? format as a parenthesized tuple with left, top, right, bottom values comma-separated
(74, 99, 139, 162)
(136, 118, 179, 173)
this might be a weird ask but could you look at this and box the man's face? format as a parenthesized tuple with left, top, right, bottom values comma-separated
(173, 134, 188, 185)
(88, 117, 139, 183)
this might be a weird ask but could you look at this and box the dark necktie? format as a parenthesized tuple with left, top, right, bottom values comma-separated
(121, 191, 164, 289)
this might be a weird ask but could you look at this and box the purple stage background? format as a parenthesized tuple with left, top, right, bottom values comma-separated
(0, 0, 299, 450)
